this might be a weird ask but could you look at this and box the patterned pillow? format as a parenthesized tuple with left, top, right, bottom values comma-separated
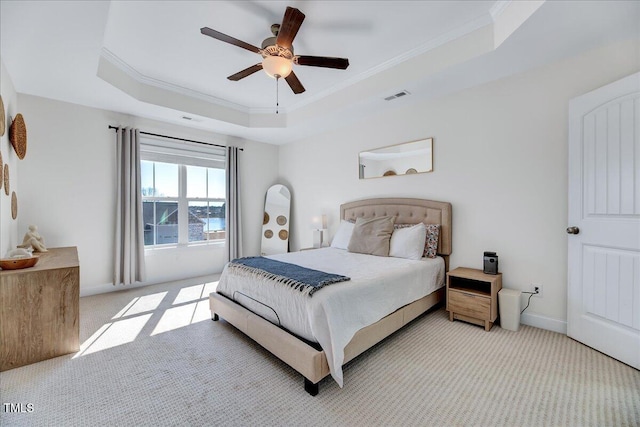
(394, 223, 440, 258)
(423, 224, 440, 258)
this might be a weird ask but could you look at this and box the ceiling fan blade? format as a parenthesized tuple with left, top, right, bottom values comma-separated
(228, 63, 263, 81)
(276, 7, 305, 50)
(200, 27, 260, 54)
(284, 71, 305, 94)
(296, 56, 349, 69)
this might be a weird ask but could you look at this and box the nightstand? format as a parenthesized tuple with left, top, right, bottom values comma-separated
(446, 267, 502, 331)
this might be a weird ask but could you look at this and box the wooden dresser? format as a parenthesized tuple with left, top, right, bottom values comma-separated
(0, 247, 79, 371)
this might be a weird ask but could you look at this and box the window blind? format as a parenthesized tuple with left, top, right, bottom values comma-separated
(140, 136, 225, 168)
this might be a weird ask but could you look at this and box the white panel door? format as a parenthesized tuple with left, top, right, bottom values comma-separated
(567, 72, 640, 369)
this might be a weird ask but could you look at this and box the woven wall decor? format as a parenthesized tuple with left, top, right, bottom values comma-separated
(276, 215, 287, 226)
(0, 96, 5, 137)
(9, 113, 27, 159)
(0, 151, 3, 191)
(11, 191, 17, 219)
(263, 212, 270, 225)
(264, 229, 273, 239)
(3, 164, 8, 195)
(278, 230, 288, 240)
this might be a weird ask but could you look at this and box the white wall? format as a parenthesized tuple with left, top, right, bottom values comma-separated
(16, 94, 279, 295)
(278, 38, 640, 331)
(0, 58, 19, 256)
(7, 38, 638, 326)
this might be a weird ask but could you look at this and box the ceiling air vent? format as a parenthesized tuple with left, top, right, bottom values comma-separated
(384, 90, 411, 101)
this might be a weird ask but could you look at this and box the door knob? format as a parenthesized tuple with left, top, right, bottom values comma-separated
(566, 226, 580, 235)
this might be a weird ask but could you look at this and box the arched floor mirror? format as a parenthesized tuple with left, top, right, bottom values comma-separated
(261, 184, 291, 255)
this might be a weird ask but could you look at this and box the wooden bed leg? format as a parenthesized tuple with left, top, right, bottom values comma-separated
(304, 378, 319, 396)
(212, 313, 219, 321)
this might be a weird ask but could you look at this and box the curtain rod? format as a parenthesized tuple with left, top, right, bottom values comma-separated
(107, 126, 243, 151)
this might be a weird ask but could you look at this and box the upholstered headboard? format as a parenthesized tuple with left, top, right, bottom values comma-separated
(340, 198, 452, 268)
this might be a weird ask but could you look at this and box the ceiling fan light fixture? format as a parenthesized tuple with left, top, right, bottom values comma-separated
(201, 6, 347, 95)
(262, 55, 293, 79)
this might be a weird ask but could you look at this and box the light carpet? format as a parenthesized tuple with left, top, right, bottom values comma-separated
(1, 277, 638, 426)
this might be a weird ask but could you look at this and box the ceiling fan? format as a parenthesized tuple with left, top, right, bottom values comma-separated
(200, 6, 350, 94)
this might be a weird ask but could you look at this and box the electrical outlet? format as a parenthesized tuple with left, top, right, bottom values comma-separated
(531, 284, 543, 298)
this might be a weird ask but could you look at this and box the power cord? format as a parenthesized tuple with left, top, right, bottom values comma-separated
(521, 288, 540, 314)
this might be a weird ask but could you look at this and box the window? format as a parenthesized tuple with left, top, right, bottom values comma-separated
(140, 138, 226, 247)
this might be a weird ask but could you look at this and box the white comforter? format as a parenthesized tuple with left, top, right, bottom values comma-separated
(216, 247, 445, 386)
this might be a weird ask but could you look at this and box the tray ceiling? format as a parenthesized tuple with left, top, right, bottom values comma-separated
(1, 1, 638, 144)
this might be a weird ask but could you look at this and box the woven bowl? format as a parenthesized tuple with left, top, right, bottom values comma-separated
(0, 256, 38, 270)
(11, 191, 17, 219)
(9, 113, 27, 159)
(3, 164, 9, 196)
(0, 95, 5, 137)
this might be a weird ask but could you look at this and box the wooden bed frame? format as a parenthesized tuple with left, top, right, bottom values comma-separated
(210, 198, 452, 395)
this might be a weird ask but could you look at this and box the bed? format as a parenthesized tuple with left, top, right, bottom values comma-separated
(210, 198, 452, 395)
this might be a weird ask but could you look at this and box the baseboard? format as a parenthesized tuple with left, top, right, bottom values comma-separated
(80, 282, 120, 297)
(521, 312, 567, 334)
(80, 274, 221, 297)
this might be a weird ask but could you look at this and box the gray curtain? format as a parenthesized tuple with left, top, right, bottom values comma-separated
(225, 146, 242, 262)
(114, 127, 146, 285)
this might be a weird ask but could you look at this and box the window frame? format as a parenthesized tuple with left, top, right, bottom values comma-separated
(140, 137, 226, 249)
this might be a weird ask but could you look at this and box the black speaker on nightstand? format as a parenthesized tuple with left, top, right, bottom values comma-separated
(483, 251, 499, 275)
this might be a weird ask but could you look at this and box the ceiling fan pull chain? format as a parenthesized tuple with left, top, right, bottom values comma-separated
(276, 76, 280, 114)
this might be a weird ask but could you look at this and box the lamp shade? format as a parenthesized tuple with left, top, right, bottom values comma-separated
(262, 56, 293, 78)
(311, 214, 327, 230)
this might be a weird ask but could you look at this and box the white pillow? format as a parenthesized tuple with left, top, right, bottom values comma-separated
(331, 220, 355, 249)
(389, 223, 426, 260)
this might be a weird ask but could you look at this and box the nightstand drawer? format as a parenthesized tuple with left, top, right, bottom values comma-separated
(448, 290, 491, 320)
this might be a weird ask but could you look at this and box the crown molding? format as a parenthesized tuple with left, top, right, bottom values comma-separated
(100, 48, 251, 113)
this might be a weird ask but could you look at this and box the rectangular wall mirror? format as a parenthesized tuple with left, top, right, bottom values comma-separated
(358, 137, 433, 179)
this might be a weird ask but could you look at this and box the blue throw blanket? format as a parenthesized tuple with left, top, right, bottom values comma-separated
(227, 256, 351, 297)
